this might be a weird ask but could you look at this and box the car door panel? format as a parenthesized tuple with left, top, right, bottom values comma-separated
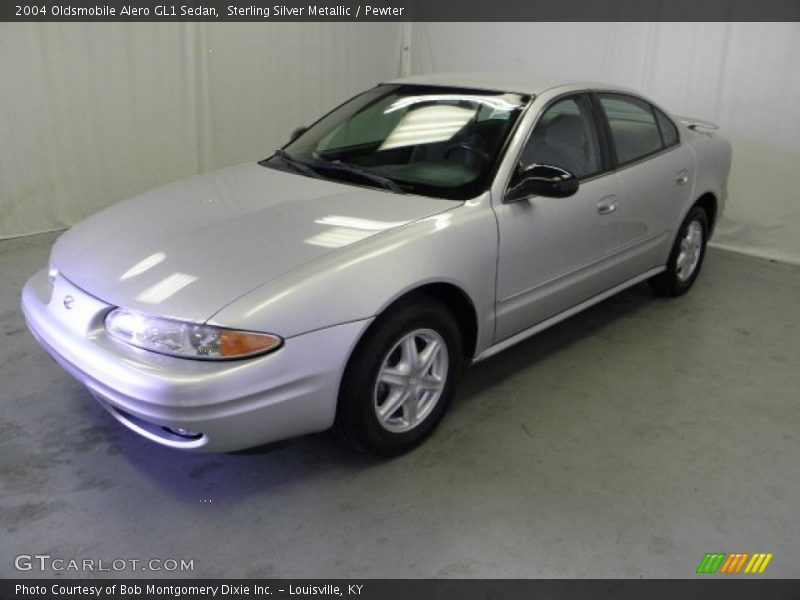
(494, 173, 625, 342)
(595, 93, 696, 280)
(614, 145, 695, 278)
(493, 93, 631, 343)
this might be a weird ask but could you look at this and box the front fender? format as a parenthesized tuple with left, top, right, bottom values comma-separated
(207, 196, 498, 355)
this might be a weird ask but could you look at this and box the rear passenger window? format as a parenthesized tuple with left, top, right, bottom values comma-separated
(654, 107, 679, 147)
(599, 94, 663, 164)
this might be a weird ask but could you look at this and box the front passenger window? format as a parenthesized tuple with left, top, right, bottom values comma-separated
(520, 96, 602, 179)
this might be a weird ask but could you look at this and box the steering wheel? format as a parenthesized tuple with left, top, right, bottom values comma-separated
(443, 143, 490, 164)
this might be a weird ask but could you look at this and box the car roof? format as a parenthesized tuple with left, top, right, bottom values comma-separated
(386, 72, 638, 97)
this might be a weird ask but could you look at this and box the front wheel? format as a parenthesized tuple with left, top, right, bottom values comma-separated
(334, 298, 463, 456)
(649, 204, 709, 296)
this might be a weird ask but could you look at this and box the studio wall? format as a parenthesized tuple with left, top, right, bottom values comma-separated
(0, 22, 405, 238)
(3, 21, 799, 265)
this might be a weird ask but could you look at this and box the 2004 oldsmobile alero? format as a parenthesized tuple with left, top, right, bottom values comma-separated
(22, 73, 732, 455)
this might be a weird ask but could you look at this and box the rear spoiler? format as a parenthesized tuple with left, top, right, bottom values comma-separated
(677, 115, 719, 131)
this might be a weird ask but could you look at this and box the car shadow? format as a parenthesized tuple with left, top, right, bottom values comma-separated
(83, 401, 383, 505)
(458, 281, 657, 403)
(85, 281, 658, 502)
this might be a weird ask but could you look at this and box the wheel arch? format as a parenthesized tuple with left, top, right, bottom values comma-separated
(695, 191, 718, 234)
(367, 281, 480, 361)
(333, 280, 476, 455)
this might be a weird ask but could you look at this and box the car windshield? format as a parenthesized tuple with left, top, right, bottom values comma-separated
(264, 84, 530, 200)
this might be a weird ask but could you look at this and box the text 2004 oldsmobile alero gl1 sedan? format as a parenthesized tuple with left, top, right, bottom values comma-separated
(22, 73, 731, 455)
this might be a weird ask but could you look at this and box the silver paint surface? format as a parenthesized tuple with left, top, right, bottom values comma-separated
(22, 77, 732, 452)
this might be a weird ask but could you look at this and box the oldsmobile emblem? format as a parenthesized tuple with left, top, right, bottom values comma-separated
(63, 295, 75, 310)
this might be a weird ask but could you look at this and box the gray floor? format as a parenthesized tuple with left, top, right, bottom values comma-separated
(1, 231, 798, 579)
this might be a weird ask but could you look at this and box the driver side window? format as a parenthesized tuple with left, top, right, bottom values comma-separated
(520, 95, 602, 179)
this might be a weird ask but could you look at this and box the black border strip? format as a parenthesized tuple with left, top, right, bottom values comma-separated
(3, 0, 800, 22)
(3, 579, 800, 600)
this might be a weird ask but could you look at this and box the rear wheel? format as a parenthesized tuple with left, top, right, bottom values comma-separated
(649, 204, 709, 296)
(335, 298, 463, 456)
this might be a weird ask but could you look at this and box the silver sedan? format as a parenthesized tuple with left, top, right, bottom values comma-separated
(22, 74, 732, 455)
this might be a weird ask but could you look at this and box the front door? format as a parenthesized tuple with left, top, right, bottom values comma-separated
(494, 94, 623, 342)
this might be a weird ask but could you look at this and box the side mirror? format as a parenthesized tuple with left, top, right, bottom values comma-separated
(506, 164, 579, 202)
(289, 126, 308, 142)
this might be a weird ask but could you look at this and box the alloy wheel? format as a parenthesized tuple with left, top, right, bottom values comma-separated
(676, 220, 704, 282)
(373, 328, 449, 433)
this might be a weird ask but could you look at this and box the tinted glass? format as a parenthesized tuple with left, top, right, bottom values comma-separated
(655, 107, 679, 147)
(267, 84, 529, 200)
(520, 95, 602, 178)
(599, 94, 663, 164)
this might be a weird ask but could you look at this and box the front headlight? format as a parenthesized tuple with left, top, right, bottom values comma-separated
(105, 308, 282, 360)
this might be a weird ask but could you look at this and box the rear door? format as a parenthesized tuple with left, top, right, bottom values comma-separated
(595, 93, 695, 278)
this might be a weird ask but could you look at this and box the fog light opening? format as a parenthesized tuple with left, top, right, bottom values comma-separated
(163, 426, 203, 440)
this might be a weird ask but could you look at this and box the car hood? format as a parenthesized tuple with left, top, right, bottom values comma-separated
(52, 163, 459, 323)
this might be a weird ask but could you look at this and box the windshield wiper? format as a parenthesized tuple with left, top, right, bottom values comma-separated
(273, 149, 321, 179)
(310, 159, 406, 195)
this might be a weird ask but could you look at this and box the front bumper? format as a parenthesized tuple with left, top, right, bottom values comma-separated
(21, 268, 371, 452)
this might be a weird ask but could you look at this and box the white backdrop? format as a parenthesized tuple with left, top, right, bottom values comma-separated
(2, 22, 799, 264)
(0, 22, 404, 238)
(410, 22, 800, 264)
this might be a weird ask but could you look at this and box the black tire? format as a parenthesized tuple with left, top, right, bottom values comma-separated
(649, 204, 710, 296)
(334, 297, 463, 456)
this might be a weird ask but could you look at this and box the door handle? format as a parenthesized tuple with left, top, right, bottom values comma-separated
(676, 170, 689, 185)
(597, 195, 618, 215)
